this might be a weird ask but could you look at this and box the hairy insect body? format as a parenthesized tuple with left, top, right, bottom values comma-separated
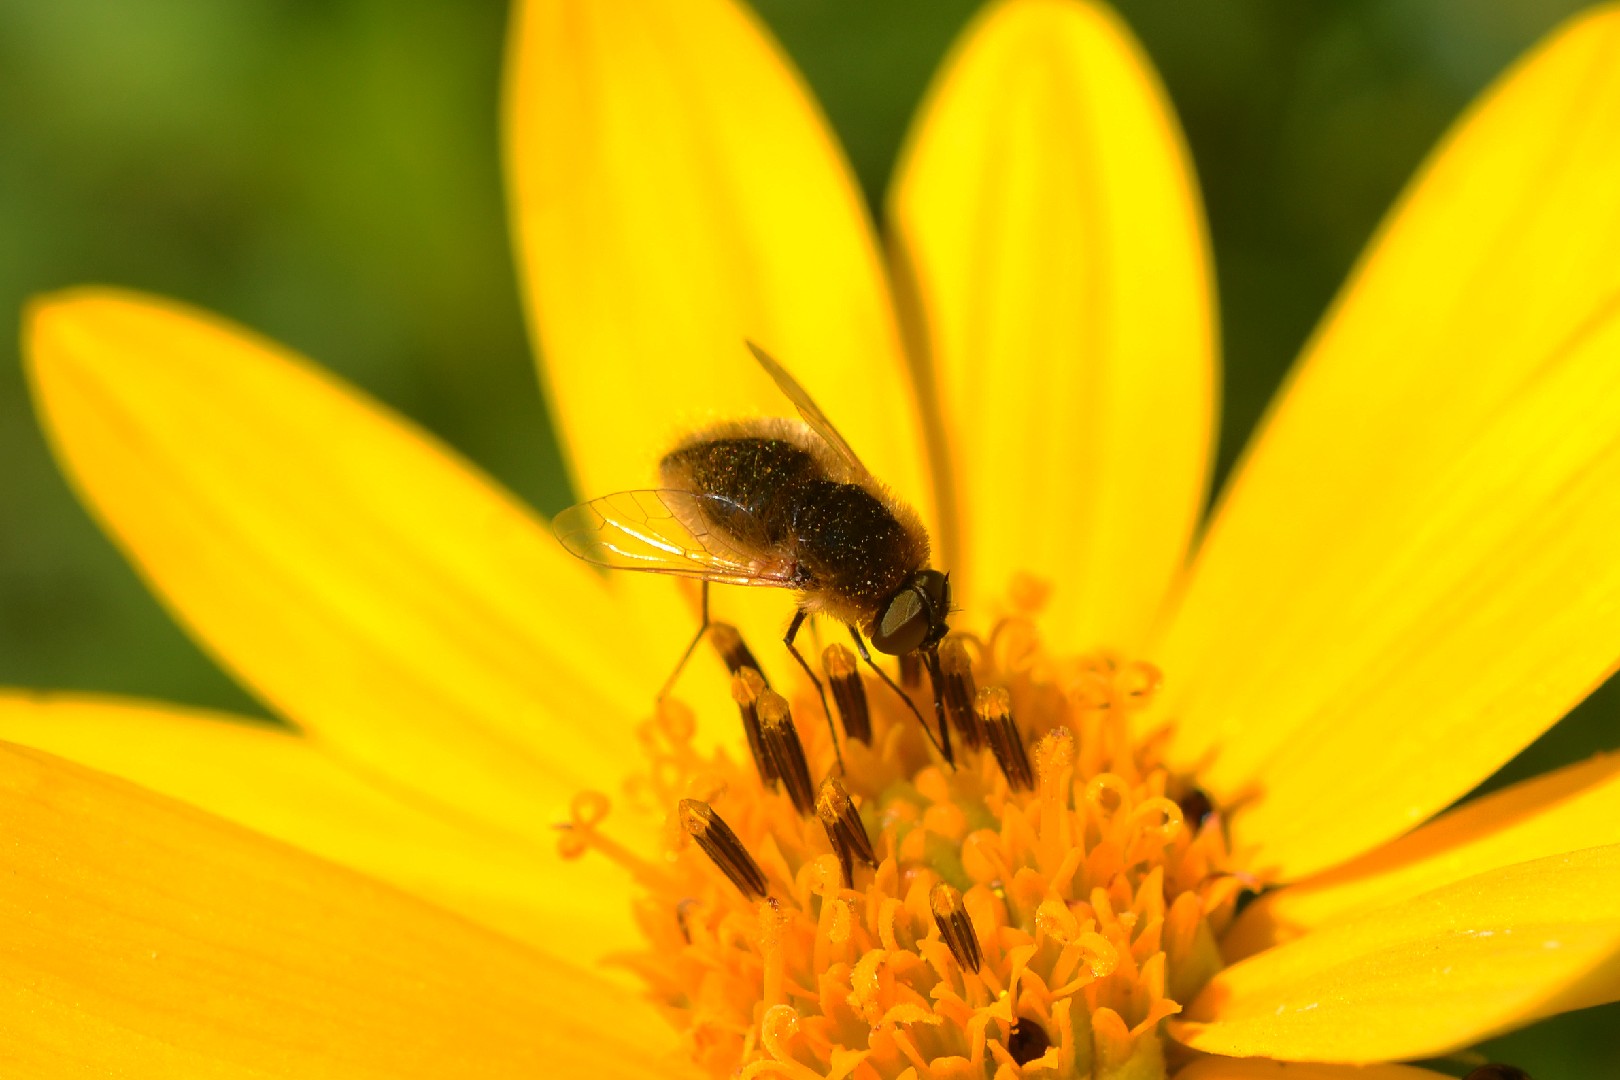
(660, 420, 928, 634)
(552, 343, 953, 762)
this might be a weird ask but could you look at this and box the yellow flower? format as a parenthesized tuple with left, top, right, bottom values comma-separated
(7, 0, 1620, 1077)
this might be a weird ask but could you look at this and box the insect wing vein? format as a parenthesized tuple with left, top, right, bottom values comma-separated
(552, 489, 796, 587)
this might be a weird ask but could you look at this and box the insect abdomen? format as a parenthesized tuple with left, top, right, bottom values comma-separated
(661, 434, 927, 620)
(661, 437, 819, 548)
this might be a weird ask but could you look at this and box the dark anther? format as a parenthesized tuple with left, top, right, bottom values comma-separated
(937, 637, 984, 752)
(758, 690, 816, 816)
(899, 649, 922, 689)
(977, 686, 1033, 792)
(709, 622, 767, 683)
(678, 799, 767, 901)
(822, 643, 872, 745)
(816, 776, 877, 888)
(929, 882, 982, 974)
(1465, 1067, 1531, 1080)
(730, 667, 778, 789)
(1176, 787, 1215, 829)
(1007, 1018, 1051, 1065)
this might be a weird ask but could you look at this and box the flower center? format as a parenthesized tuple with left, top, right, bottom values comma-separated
(561, 587, 1244, 1079)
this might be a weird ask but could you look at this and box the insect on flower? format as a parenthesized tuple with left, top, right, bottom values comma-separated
(553, 342, 953, 764)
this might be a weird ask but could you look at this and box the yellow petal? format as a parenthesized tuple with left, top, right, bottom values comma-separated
(25, 289, 652, 840)
(1172, 846, 1620, 1063)
(1147, 6, 1620, 880)
(889, 0, 1215, 652)
(506, 0, 940, 680)
(506, 0, 933, 523)
(0, 689, 642, 963)
(1177, 1060, 1447, 1080)
(0, 740, 687, 1079)
(1226, 752, 1620, 960)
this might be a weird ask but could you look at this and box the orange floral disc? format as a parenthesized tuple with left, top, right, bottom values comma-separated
(562, 590, 1245, 1079)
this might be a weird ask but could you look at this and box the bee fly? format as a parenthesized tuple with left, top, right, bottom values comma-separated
(553, 342, 953, 765)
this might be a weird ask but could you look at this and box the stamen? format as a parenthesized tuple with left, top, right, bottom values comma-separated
(938, 637, 983, 751)
(730, 667, 778, 789)
(1034, 727, 1077, 863)
(616, 602, 1247, 1080)
(930, 881, 982, 974)
(1465, 1068, 1532, 1080)
(899, 649, 921, 689)
(759, 897, 789, 1009)
(977, 685, 1033, 792)
(554, 791, 674, 892)
(709, 621, 766, 682)
(816, 776, 877, 887)
(758, 689, 816, 816)
(1034, 725, 1076, 787)
(678, 799, 767, 901)
(1007, 1017, 1052, 1065)
(821, 643, 872, 745)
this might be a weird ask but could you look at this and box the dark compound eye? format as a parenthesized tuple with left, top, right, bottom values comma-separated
(870, 587, 929, 654)
(1007, 1018, 1051, 1065)
(871, 569, 950, 654)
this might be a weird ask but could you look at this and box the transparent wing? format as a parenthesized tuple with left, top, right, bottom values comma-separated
(552, 489, 799, 587)
(746, 340, 871, 480)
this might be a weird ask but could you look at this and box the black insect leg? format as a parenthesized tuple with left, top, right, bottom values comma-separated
(658, 580, 711, 701)
(848, 629, 951, 765)
(784, 609, 843, 771)
(919, 643, 953, 766)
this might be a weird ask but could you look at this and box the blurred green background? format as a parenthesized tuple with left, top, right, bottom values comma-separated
(0, 1, 1613, 1075)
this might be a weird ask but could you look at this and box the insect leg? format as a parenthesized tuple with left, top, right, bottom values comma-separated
(919, 643, 953, 767)
(847, 629, 951, 765)
(784, 609, 843, 771)
(658, 580, 711, 701)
